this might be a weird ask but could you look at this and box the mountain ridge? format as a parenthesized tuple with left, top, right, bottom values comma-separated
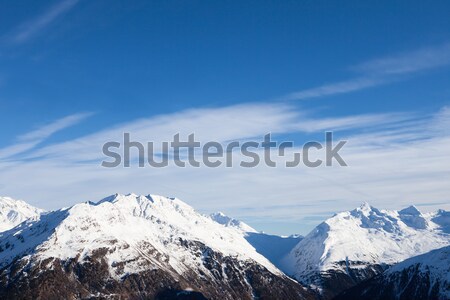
(0, 195, 448, 299)
(0, 193, 314, 300)
(335, 245, 450, 300)
(282, 202, 450, 299)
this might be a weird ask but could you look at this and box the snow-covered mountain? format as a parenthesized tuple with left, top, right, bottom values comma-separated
(335, 245, 450, 300)
(0, 194, 314, 300)
(430, 209, 450, 233)
(1, 195, 447, 299)
(209, 212, 257, 233)
(209, 212, 303, 270)
(282, 202, 450, 299)
(0, 196, 43, 232)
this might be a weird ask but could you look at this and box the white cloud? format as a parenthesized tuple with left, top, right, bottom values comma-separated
(0, 112, 92, 159)
(0, 104, 448, 235)
(25, 103, 302, 161)
(278, 43, 450, 101)
(18, 112, 93, 142)
(354, 43, 450, 75)
(279, 77, 383, 101)
(7, 0, 79, 44)
(293, 112, 414, 132)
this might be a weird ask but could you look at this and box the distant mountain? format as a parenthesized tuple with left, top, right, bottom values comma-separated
(335, 245, 450, 300)
(0, 194, 314, 300)
(431, 209, 450, 233)
(282, 202, 450, 299)
(0, 196, 43, 232)
(209, 212, 257, 233)
(209, 212, 303, 270)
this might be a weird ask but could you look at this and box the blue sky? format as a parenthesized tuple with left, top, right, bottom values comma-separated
(1, 0, 450, 234)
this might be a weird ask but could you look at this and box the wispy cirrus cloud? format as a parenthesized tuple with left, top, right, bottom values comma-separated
(22, 104, 406, 162)
(6, 0, 79, 45)
(0, 112, 92, 160)
(280, 43, 450, 101)
(0, 103, 449, 235)
(278, 77, 384, 101)
(17, 112, 92, 142)
(293, 111, 416, 133)
(354, 43, 450, 75)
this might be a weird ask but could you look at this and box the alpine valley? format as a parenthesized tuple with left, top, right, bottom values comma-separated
(0, 195, 448, 300)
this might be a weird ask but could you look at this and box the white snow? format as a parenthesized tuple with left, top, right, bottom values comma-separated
(0, 193, 280, 279)
(209, 212, 257, 233)
(209, 212, 303, 271)
(283, 202, 450, 283)
(0, 196, 43, 232)
(1, 194, 448, 293)
(387, 245, 450, 299)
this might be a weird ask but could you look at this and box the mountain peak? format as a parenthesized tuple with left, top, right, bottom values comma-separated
(96, 193, 180, 207)
(360, 201, 371, 208)
(97, 193, 144, 203)
(349, 202, 378, 218)
(210, 212, 257, 233)
(0, 196, 31, 207)
(0, 196, 43, 232)
(399, 205, 421, 216)
(398, 205, 428, 229)
(358, 201, 372, 211)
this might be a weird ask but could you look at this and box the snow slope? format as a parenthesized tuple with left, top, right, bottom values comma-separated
(209, 212, 257, 233)
(0, 194, 316, 300)
(283, 202, 450, 297)
(209, 212, 303, 270)
(385, 245, 450, 299)
(336, 245, 450, 300)
(0, 194, 280, 276)
(0, 196, 43, 232)
(387, 245, 450, 296)
(430, 209, 450, 233)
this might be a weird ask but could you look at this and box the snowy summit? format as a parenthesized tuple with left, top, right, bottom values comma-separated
(0, 196, 43, 232)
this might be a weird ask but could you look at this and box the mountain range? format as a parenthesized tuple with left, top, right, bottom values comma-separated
(0, 194, 448, 300)
(0, 194, 313, 300)
(281, 202, 449, 298)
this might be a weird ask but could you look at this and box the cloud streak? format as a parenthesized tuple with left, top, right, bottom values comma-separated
(7, 0, 79, 44)
(280, 43, 450, 101)
(0, 112, 92, 160)
(354, 43, 450, 75)
(18, 112, 93, 142)
(279, 77, 384, 101)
